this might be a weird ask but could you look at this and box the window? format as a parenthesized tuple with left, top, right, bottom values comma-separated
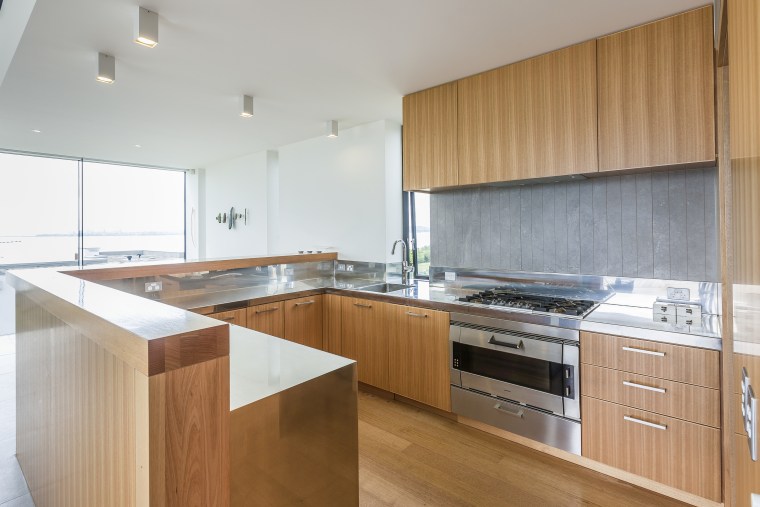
(403, 191, 431, 279)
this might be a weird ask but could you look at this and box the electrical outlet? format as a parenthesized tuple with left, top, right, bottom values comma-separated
(145, 281, 162, 293)
(346, 264, 354, 272)
(667, 287, 691, 301)
(337, 263, 346, 271)
(445, 272, 456, 281)
(284, 268, 294, 276)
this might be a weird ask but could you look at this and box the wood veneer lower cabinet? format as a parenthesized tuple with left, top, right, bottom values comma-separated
(735, 433, 760, 507)
(283, 295, 323, 349)
(582, 396, 721, 502)
(246, 301, 284, 337)
(209, 308, 248, 327)
(389, 305, 451, 412)
(322, 294, 343, 355)
(341, 297, 393, 390)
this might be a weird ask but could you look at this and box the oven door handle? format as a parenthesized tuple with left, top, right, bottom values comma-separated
(489, 335, 523, 350)
(493, 403, 525, 418)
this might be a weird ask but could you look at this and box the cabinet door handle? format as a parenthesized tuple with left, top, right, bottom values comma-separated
(221, 317, 236, 323)
(622, 346, 665, 357)
(623, 381, 666, 394)
(493, 403, 524, 418)
(354, 302, 372, 308)
(623, 415, 667, 431)
(405, 311, 428, 318)
(294, 301, 315, 307)
(255, 307, 279, 314)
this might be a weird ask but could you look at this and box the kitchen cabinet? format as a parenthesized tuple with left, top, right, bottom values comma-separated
(208, 308, 247, 327)
(389, 305, 451, 412)
(734, 353, 760, 507)
(729, 0, 760, 161)
(283, 295, 323, 349)
(597, 6, 715, 171)
(322, 294, 343, 355)
(246, 301, 284, 337)
(402, 82, 458, 191)
(341, 297, 393, 390)
(457, 40, 598, 185)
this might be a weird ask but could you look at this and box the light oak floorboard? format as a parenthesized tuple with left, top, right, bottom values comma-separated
(358, 391, 688, 507)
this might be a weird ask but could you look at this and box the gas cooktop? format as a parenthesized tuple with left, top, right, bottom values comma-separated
(458, 286, 597, 317)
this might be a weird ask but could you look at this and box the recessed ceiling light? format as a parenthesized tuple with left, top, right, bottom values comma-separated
(31, 129, 41, 133)
(326, 120, 338, 138)
(134, 144, 142, 148)
(240, 95, 254, 118)
(134, 7, 159, 48)
(97, 53, 115, 84)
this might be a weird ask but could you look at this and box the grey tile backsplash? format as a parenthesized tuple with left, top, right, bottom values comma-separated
(430, 168, 719, 282)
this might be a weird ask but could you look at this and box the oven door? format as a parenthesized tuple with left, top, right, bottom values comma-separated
(451, 326, 575, 417)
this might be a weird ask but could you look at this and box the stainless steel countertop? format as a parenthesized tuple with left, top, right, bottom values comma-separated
(163, 277, 722, 351)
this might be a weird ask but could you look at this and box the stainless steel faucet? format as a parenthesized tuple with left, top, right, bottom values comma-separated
(391, 239, 414, 285)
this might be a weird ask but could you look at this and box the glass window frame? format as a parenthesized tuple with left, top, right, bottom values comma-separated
(402, 190, 430, 281)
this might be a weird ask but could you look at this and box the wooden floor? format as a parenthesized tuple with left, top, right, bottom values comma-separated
(358, 391, 688, 507)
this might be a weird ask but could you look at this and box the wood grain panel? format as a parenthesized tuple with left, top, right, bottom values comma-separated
(597, 6, 715, 171)
(402, 82, 458, 190)
(322, 294, 343, 355)
(208, 308, 247, 327)
(582, 396, 721, 501)
(341, 297, 395, 390)
(734, 353, 760, 394)
(580, 332, 720, 388)
(283, 295, 323, 349)
(389, 306, 451, 412)
(64, 252, 338, 282)
(246, 301, 283, 337)
(729, 0, 760, 161)
(458, 40, 598, 185)
(735, 433, 760, 507)
(582, 364, 720, 427)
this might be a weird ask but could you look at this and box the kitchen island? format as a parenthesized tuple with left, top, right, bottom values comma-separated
(8, 252, 357, 507)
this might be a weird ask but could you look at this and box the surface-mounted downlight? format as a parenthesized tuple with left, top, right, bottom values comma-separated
(134, 7, 159, 48)
(97, 53, 115, 84)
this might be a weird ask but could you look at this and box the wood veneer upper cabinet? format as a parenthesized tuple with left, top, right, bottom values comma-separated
(403, 82, 459, 191)
(597, 6, 715, 171)
(458, 40, 598, 185)
(389, 306, 451, 412)
(246, 301, 284, 337)
(341, 297, 393, 390)
(283, 295, 323, 349)
(729, 0, 760, 161)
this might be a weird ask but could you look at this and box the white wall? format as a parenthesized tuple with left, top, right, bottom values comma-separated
(203, 152, 269, 259)
(272, 120, 402, 262)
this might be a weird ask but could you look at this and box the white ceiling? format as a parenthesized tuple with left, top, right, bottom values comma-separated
(0, 0, 710, 170)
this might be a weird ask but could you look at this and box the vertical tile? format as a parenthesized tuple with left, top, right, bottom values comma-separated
(651, 171, 671, 279)
(621, 175, 638, 278)
(606, 176, 623, 277)
(429, 193, 442, 268)
(479, 188, 493, 269)
(566, 182, 581, 274)
(489, 188, 504, 270)
(531, 185, 544, 272)
(450, 191, 465, 267)
(668, 170, 688, 280)
(592, 178, 608, 275)
(636, 173, 654, 278)
(520, 187, 533, 271)
(498, 188, 512, 270)
(686, 169, 707, 281)
(462, 189, 481, 268)
(579, 180, 594, 274)
(704, 167, 719, 282)
(554, 184, 568, 274)
(508, 188, 522, 271)
(542, 185, 556, 273)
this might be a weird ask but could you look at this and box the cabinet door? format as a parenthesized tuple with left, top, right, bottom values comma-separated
(389, 306, 451, 411)
(729, 0, 760, 160)
(597, 6, 715, 171)
(322, 294, 343, 355)
(246, 301, 283, 337)
(402, 82, 458, 191)
(283, 295, 323, 349)
(209, 308, 247, 327)
(341, 297, 393, 390)
(458, 40, 598, 185)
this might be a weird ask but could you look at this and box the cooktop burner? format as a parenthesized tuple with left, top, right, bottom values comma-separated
(458, 286, 596, 317)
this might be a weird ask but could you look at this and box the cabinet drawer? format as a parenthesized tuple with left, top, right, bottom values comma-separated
(582, 364, 720, 428)
(580, 332, 719, 388)
(582, 397, 721, 501)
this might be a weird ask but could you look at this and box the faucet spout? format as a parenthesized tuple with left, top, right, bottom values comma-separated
(391, 239, 412, 284)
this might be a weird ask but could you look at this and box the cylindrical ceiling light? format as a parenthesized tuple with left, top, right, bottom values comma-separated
(134, 7, 159, 48)
(240, 95, 254, 118)
(96, 53, 115, 84)
(326, 120, 338, 138)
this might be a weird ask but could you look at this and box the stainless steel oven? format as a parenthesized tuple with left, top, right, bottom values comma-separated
(450, 312, 581, 454)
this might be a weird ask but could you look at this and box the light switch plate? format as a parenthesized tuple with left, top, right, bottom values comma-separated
(346, 264, 354, 272)
(445, 272, 456, 281)
(337, 263, 346, 271)
(667, 287, 691, 301)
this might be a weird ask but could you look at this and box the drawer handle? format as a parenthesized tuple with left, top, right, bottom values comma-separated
(623, 415, 667, 431)
(488, 336, 523, 350)
(405, 311, 428, 318)
(493, 403, 524, 419)
(622, 346, 665, 357)
(623, 381, 666, 394)
(354, 302, 372, 308)
(255, 307, 279, 314)
(221, 317, 236, 323)
(295, 301, 315, 306)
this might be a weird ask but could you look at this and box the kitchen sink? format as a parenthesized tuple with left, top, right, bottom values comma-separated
(358, 283, 414, 294)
